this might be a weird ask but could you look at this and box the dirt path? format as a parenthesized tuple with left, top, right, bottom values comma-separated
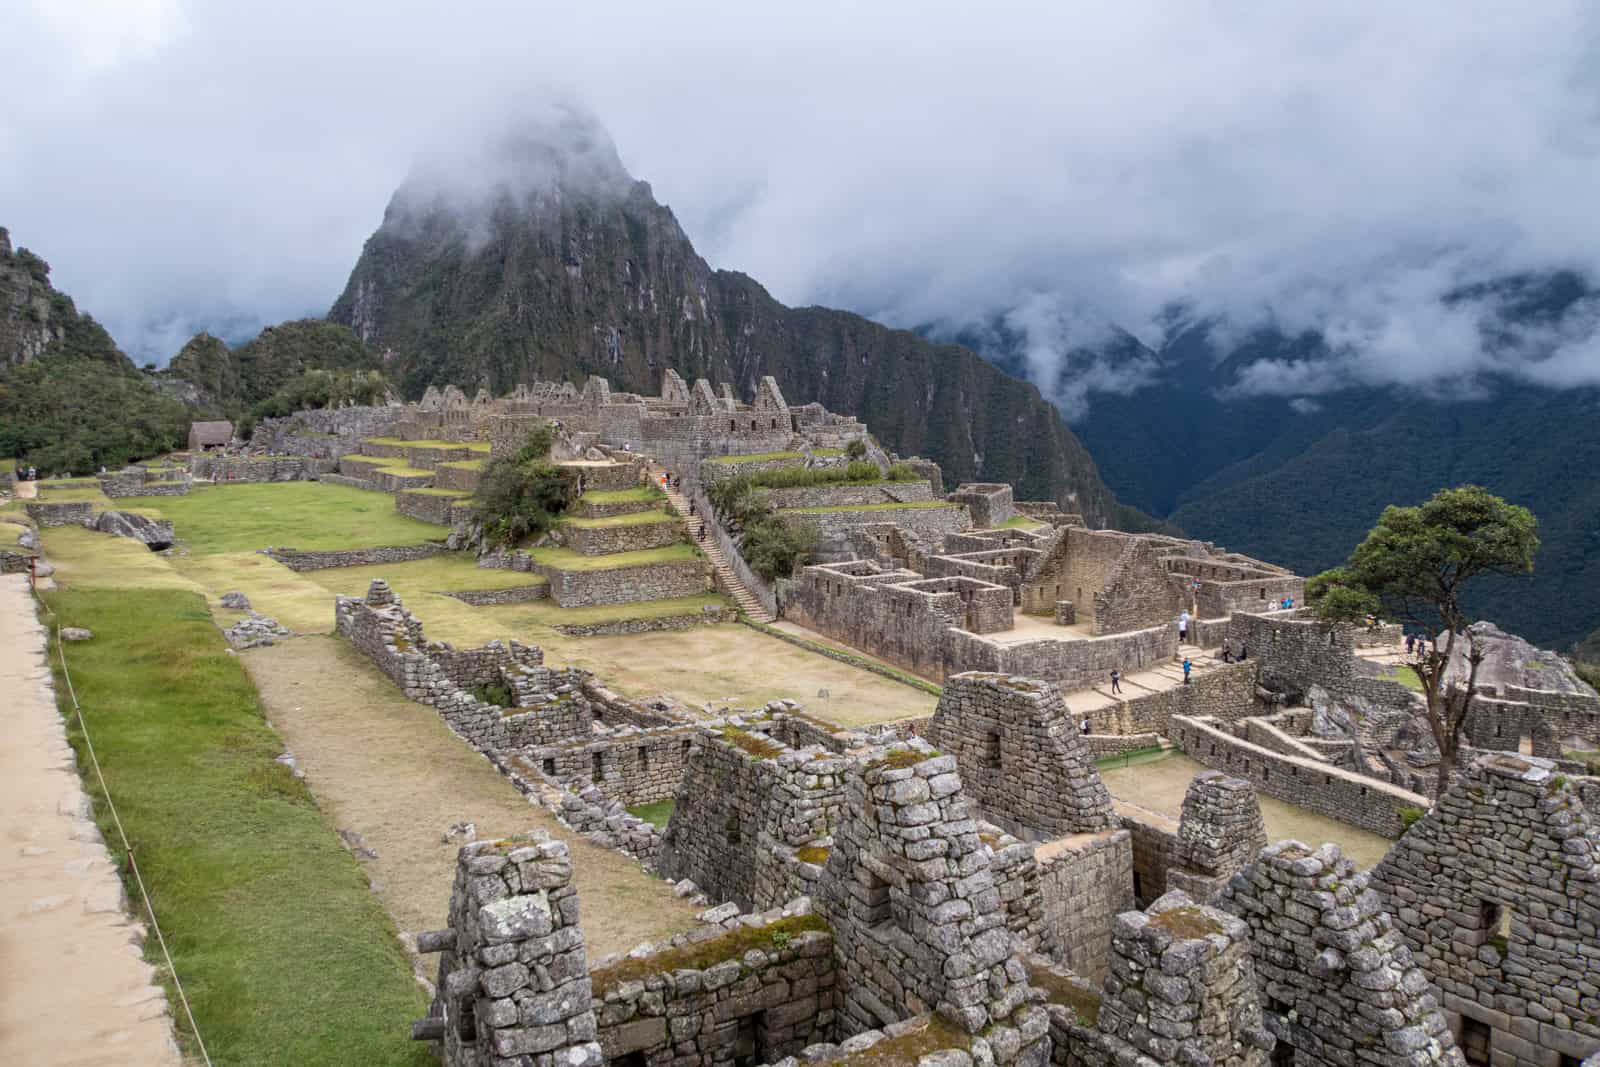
(242, 635, 701, 961)
(0, 576, 181, 1066)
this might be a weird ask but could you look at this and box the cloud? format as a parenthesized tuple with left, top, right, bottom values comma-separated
(5, 0, 1600, 404)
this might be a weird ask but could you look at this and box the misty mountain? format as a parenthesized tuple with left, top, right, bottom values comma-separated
(1016, 278, 1600, 650)
(326, 114, 1149, 529)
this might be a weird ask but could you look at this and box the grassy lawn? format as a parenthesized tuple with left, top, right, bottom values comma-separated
(42, 586, 431, 1065)
(527, 543, 701, 571)
(785, 501, 957, 514)
(305, 552, 551, 600)
(18, 485, 113, 505)
(626, 799, 675, 829)
(561, 510, 677, 528)
(42, 526, 199, 591)
(116, 483, 443, 555)
(581, 487, 665, 504)
(1379, 665, 1424, 692)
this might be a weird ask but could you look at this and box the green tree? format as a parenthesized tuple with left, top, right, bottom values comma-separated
(472, 423, 576, 548)
(1307, 485, 1539, 796)
(740, 517, 818, 582)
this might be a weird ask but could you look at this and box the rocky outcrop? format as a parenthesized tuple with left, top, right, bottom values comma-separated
(93, 510, 175, 550)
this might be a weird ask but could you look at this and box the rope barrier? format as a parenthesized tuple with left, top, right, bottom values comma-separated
(27, 571, 215, 1066)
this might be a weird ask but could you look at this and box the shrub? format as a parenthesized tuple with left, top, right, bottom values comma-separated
(473, 423, 577, 548)
(472, 683, 513, 707)
(740, 516, 818, 581)
(845, 438, 867, 460)
(1398, 806, 1427, 832)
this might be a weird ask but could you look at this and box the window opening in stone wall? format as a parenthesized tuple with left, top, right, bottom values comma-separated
(726, 812, 741, 845)
(983, 731, 1002, 770)
(592, 752, 604, 781)
(732, 1011, 766, 1067)
(610, 1051, 648, 1067)
(639, 746, 650, 772)
(542, 757, 556, 776)
(1479, 899, 1511, 955)
(1458, 1017, 1490, 1066)
(1131, 871, 1143, 901)
(1266, 997, 1294, 1066)
(1560, 1057, 1583, 1067)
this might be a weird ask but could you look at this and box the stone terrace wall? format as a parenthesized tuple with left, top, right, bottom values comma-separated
(1372, 754, 1600, 1066)
(1034, 830, 1134, 982)
(266, 542, 443, 571)
(24, 500, 93, 527)
(1222, 840, 1464, 1067)
(559, 516, 682, 556)
(784, 504, 972, 543)
(946, 623, 1177, 693)
(1087, 660, 1256, 736)
(927, 673, 1116, 840)
(433, 462, 482, 493)
(396, 490, 466, 525)
(543, 558, 708, 607)
(1171, 715, 1428, 837)
(189, 455, 325, 483)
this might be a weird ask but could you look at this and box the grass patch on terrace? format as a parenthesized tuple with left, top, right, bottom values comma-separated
(995, 515, 1047, 530)
(705, 451, 806, 465)
(560, 510, 677, 528)
(1379, 665, 1424, 692)
(526, 543, 700, 572)
(785, 501, 955, 514)
(339, 454, 390, 467)
(115, 482, 443, 555)
(373, 465, 433, 477)
(41, 526, 198, 591)
(1093, 745, 1172, 771)
(626, 799, 675, 829)
(21, 484, 112, 505)
(582, 486, 664, 504)
(38, 476, 102, 487)
(589, 914, 829, 998)
(399, 487, 471, 498)
(362, 437, 491, 452)
(436, 458, 485, 471)
(41, 586, 431, 1065)
(717, 724, 784, 760)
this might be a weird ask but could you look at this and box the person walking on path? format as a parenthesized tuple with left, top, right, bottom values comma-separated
(1177, 609, 1190, 643)
(1405, 632, 1416, 655)
(1080, 718, 1090, 736)
(1110, 667, 1122, 694)
(1182, 657, 1193, 684)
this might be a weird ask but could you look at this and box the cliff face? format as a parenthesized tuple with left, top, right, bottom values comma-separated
(329, 116, 1126, 524)
(0, 227, 73, 369)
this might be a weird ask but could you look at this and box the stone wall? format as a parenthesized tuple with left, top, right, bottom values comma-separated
(559, 516, 682, 556)
(433, 462, 483, 493)
(816, 743, 1052, 1055)
(24, 500, 93, 527)
(947, 483, 1015, 528)
(525, 729, 695, 808)
(657, 722, 848, 913)
(189, 455, 325, 483)
(335, 579, 599, 751)
(1228, 611, 1357, 696)
(266, 542, 443, 571)
(784, 504, 971, 543)
(1117, 812, 1179, 907)
(1372, 754, 1600, 1066)
(1034, 830, 1135, 982)
(396, 490, 467, 525)
(415, 833, 602, 1067)
(543, 558, 709, 607)
(1467, 686, 1600, 758)
(443, 583, 550, 606)
(1085, 660, 1257, 737)
(588, 904, 837, 1066)
(1164, 771, 1268, 905)
(927, 673, 1117, 840)
(1171, 715, 1429, 838)
(757, 481, 935, 509)
(1221, 840, 1464, 1067)
(947, 624, 1178, 693)
(1092, 538, 1186, 637)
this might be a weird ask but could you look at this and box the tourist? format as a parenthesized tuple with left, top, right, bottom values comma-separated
(1405, 632, 1416, 655)
(1080, 718, 1090, 735)
(1110, 668, 1122, 694)
(1182, 657, 1193, 684)
(27, 466, 36, 481)
(1222, 646, 1234, 663)
(1177, 609, 1190, 642)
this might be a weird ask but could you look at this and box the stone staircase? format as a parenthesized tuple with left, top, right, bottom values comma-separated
(654, 472, 775, 623)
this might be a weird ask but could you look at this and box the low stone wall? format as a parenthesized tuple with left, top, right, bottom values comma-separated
(947, 623, 1177, 692)
(573, 493, 661, 519)
(265, 542, 443, 571)
(442, 583, 550, 606)
(404, 443, 478, 469)
(1170, 715, 1428, 837)
(552, 607, 736, 636)
(189, 455, 324, 483)
(395, 490, 466, 525)
(372, 467, 435, 493)
(24, 501, 93, 527)
(1, 548, 36, 574)
(543, 558, 709, 607)
(559, 516, 681, 556)
(432, 462, 482, 493)
(589, 908, 837, 1067)
(758, 481, 935, 509)
(525, 729, 695, 807)
(563, 460, 640, 493)
(1080, 733, 1162, 757)
(1240, 715, 1329, 762)
(317, 473, 381, 492)
(1035, 830, 1135, 982)
(1086, 661, 1256, 736)
(337, 455, 388, 480)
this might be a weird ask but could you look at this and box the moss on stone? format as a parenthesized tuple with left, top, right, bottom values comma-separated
(828, 1015, 969, 1067)
(1149, 905, 1223, 939)
(1025, 963, 1101, 1026)
(795, 845, 830, 865)
(588, 914, 830, 998)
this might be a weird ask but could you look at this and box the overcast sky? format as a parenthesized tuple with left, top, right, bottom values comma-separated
(6, 1, 1600, 412)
